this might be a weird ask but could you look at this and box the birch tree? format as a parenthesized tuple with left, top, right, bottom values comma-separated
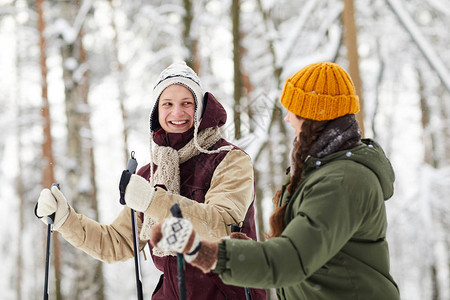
(108, 0, 130, 165)
(182, 0, 200, 71)
(418, 67, 440, 300)
(55, 1, 104, 298)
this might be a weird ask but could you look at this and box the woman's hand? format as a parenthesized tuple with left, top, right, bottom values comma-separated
(151, 217, 219, 273)
(36, 185, 70, 230)
(124, 174, 156, 212)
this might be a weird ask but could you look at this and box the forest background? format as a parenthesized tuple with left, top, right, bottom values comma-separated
(0, 0, 449, 299)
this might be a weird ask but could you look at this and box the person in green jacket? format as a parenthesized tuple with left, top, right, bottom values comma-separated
(149, 62, 400, 300)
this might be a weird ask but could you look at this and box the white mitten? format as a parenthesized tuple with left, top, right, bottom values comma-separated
(36, 185, 70, 230)
(124, 174, 156, 212)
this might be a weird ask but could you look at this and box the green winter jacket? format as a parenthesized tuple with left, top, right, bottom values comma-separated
(214, 139, 400, 300)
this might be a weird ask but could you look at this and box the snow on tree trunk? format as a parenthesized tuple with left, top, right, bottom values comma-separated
(58, 1, 105, 298)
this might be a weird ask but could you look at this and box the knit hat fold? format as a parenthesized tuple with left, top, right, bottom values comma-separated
(281, 62, 360, 121)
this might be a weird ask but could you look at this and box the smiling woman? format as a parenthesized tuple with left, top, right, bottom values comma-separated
(158, 84, 195, 133)
(36, 61, 266, 300)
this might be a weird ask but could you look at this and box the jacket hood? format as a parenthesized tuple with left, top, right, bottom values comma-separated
(153, 92, 227, 149)
(305, 139, 395, 200)
(198, 92, 227, 130)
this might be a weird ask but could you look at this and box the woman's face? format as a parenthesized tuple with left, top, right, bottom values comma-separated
(284, 111, 305, 137)
(158, 84, 196, 133)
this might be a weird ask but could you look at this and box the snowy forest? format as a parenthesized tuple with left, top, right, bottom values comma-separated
(0, 0, 449, 299)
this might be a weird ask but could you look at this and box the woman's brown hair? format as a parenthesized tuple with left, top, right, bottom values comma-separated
(268, 117, 328, 238)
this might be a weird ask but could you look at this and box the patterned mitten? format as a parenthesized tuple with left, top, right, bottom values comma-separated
(151, 217, 218, 273)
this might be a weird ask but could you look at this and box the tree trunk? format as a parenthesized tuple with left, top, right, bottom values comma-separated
(371, 41, 384, 140)
(437, 89, 450, 296)
(15, 158, 25, 300)
(232, 0, 242, 140)
(419, 80, 438, 168)
(253, 5, 291, 299)
(15, 71, 24, 300)
(36, 0, 62, 298)
(342, 0, 365, 137)
(78, 19, 105, 300)
(109, 0, 130, 165)
(182, 0, 200, 71)
(14, 12, 24, 299)
(59, 1, 104, 298)
(253, 170, 265, 242)
(418, 68, 441, 300)
(255, 0, 289, 188)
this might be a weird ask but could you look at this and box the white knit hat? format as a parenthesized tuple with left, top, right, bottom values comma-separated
(150, 62, 204, 132)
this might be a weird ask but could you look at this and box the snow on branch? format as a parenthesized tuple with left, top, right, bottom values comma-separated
(276, 0, 316, 67)
(71, 0, 93, 43)
(385, 0, 450, 92)
(54, 0, 93, 44)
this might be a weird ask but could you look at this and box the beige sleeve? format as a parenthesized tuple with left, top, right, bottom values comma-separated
(144, 150, 255, 242)
(58, 206, 147, 263)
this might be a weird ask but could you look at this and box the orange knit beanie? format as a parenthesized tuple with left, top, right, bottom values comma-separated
(280, 62, 360, 121)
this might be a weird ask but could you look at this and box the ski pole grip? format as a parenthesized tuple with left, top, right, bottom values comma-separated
(229, 221, 243, 233)
(170, 203, 183, 218)
(127, 151, 138, 174)
(47, 213, 56, 225)
(231, 224, 241, 233)
(119, 151, 138, 205)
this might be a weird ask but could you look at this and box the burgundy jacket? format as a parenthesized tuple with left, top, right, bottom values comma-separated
(137, 93, 266, 300)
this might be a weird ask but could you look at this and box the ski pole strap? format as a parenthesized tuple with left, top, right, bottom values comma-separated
(34, 202, 56, 223)
(34, 203, 42, 219)
(186, 242, 202, 256)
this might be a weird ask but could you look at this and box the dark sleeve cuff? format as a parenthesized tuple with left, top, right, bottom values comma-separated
(213, 240, 228, 274)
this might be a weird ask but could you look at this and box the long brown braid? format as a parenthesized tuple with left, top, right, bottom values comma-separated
(268, 117, 328, 238)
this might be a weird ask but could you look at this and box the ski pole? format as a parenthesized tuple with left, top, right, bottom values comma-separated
(43, 210, 54, 300)
(34, 183, 59, 300)
(119, 151, 144, 300)
(170, 203, 186, 300)
(231, 223, 252, 300)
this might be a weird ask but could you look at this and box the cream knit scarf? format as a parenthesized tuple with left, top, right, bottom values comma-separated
(141, 126, 232, 256)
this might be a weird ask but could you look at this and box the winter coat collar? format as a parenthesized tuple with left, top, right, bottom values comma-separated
(304, 139, 395, 200)
(308, 114, 361, 158)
